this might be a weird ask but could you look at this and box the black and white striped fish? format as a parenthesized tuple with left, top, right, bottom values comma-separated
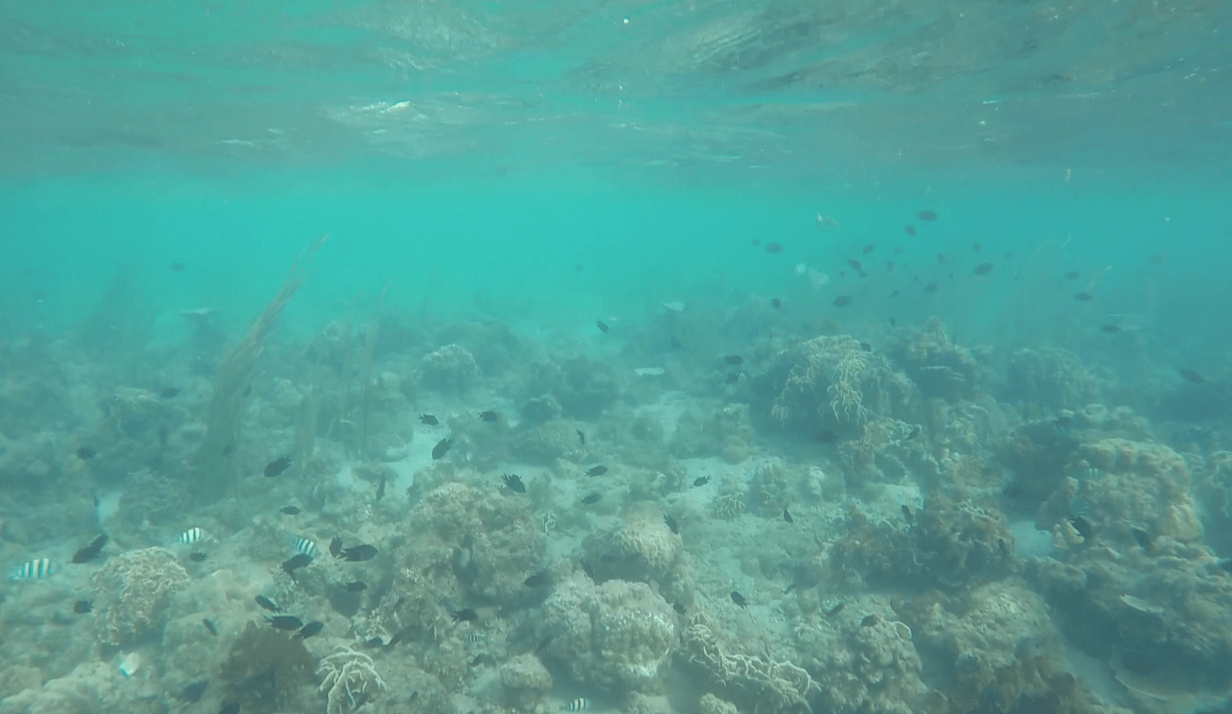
(179, 527, 205, 545)
(563, 698, 590, 712)
(6, 558, 53, 582)
(289, 536, 318, 558)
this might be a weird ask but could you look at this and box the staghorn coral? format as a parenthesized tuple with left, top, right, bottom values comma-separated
(540, 576, 677, 693)
(417, 344, 480, 394)
(318, 646, 386, 714)
(91, 547, 189, 648)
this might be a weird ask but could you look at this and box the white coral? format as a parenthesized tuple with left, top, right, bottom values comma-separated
(318, 646, 386, 714)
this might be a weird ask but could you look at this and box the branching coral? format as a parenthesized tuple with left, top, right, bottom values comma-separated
(318, 646, 386, 714)
(91, 547, 189, 647)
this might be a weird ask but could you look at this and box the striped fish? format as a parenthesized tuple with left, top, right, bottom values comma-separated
(6, 558, 53, 582)
(465, 633, 486, 644)
(179, 527, 205, 545)
(290, 536, 318, 558)
(563, 698, 590, 712)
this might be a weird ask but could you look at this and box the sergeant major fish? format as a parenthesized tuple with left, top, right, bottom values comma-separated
(6, 558, 53, 581)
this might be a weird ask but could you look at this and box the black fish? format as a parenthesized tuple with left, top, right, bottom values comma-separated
(1074, 292, 1094, 302)
(345, 581, 367, 592)
(432, 438, 453, 460)
(72, 533, 109, 564)
(973, 243, 982, 252)
(901, 504, 914, 523)
(917, 210, 938, 221)
(664, 514, 679, 534)
(673, 602, 687, 615)
(189, 552, 208, 563)
(1131, 527, 1152, 551)
(386, 630, 406, 647)
(203, 618, 218, 635)
(419, 413, 439, 425)
(581, 492, 601, 505)
(693, 475, 711, 487)
(76, 446, 96, 460)
(973, 262, 994, 275)
(730, 591, 748, 608)
(1179, 368, 1206, 384)
(833, 295, 852, 308)
(770, 298, 781, 308)
(255, 595, 281, 613)
(862, 244, 875, 254)
(861, 614, 880, 627)
(266, 614, 304, 630)
(451, 608, 479, 623)
(280, 506, 301, 515)
(783, 506, 793, 524)
(73, 599, 92, 614)
(596, 320, 609, 333)
(725, 372, 740, 384)
(924, 283, 938, 293)
(586, 465, 608, 477)
(825, 602, 845, 616)
(342, 544, 377, 562)
(889, 317, 896, 326)
(1070, 516, 1094, 540)
(376, 477, 386, 502)
(329, 536, 343, 558)
(891, 290, 900, 298)
(724, 355, 744, 365)
(502, 473, 526, 493)
(180, 680, 209, 703)
(1100, 324, 1121, 334)
(296, 621, 325, 640)
(1065, 270, 1080, 279)
(264, 455, 293, 478)
(281, 553, 313, 576)
(847, 259, 862, 272)
(524, 572, 550, 587)
(160, 387, 181, 399)
(859, 342, 872, 352)
(576, 429, 586, 445)
(814, 430, 838, 444)
(904, 225, 917, 236)
(479, 410, 500, 422)
(219, 702, 240, 714)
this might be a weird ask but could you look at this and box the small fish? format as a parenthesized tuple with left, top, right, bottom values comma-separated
(859, 342, 872, 352)
(365, 637, 385, 648)
(180, 681, 209, 703)
(524, 572, 550, 587)
(693, 475, 711, 487)
(924, 283, 938, 293)
(76, 446, 96, 460)
(1074, 292, 1094, 302)
(376, 477, 386, 502)
(833, 295, 852, 308)
(1131, 527, 1152, 551)
(1070, 516, 1094, 540)
(266, 614, 304, 630)
(296, 621, 325, 640)
(724, 355, 744, 365)
(502, 473, 526, 493)
(825, 601, 845, 617)
(564, 698, 591, 712)
(386, 630, 406, 647)
(6, 558, 53, 581)
(282, 553, 313, 576)
(71, 534, 109, 564)
(432, 438, 453, 460)
(862, 244, 875, 254)
(917, 210, 938, 221)
(813, 430, 838, 444)
(673, 602, 686, 615)
(847, 259, 863, 272)
(725, 372, 740, 384)
(419, 413, 439, 425)
(730, 591, 748, 608)
(219, 702, 240, 714)
(342, 544, 378, 562)
(770, 298, 781, 308)
(890, 289, 900, 298)
(973, 243, 982, 251)
(586, 465, 608, 477)
(189, 552, 208, 563)
(1065, 270, 1080, 279)
(255, 595, 281, 613)
(901, 504, 914, 523)
(466, 633, 486, 644)
(451, 608, 479, 623)
(973, 262, 995, 275)
(664, 514, 679, 534)
(861, 614, 880, 627)
(904, 225, 917, 236)
(576, 429, 586, 445)
(329, 536, 343, 558)
(580, 492, 601, 505)
(73, 599, 92, 614)
(264, 455, 293, 478)
(764, 242, 784, 253)
(1179, 368, 1206, 384)
(479, 410, 500, 422)
(180, 527, 205, 545)
(203, 618, 218, 635)
(345, 581, 367, 592)
(889, 317, 897, 327)
(291, 536, 318, 558)
(783, 506, 793, 524)
(159, 386, 181, 399)
(280, 505, 301, 515)
(596, 320, 609, 333)
(1100, 324, 1121, 334)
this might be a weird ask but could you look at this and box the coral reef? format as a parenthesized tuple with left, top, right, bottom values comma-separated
(1003, 347, 1106, 415)
(90, 547, 190, 647)
(587, 501, 689, 601)
(887, 317, 985, 402)
(500, 652, 553, 709)
(509, 418, 587, 465)
(670, 403, 756, 464)
(417, 344, 481, 394)
(318, 646, 386, 714)
(540, 576, 678, 693)
(220, 621, 316, 713)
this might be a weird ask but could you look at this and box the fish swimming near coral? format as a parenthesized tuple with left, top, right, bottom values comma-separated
(345, 581, 367, 592)
(203, 619, 218, 635)
(264, 455, 293, 478)
(179, 681, 209, 703)
(296, 621, 324, 640)
(6, 558, 52, 581)
(730, 591, 748, 608)
(76, 446, 96, 460)
(502, 473, 526, 493)
(833, 295, 852, 308)
(180, 527, 205, 545)
(1178, 368, 1206, 384)
(596, 320, 609, 333)
(564, 699, 591, 712)
(585, 465, 608, 477)
(73, 599, 92, 614)
(452, 608, 479, 623)
(432, 438, 453, 460)
(71, 533, 108, 564)
(693, 475, 711, 487)
(290, 536, 318, 558)
(479, 410, 500, 422)
(266, 614, 303, 630)
(282, 553, 313, 577)
(189, 552, 208, 563)
(419, 413, 439, 425)
(1131, 527, 1153, 551)
(255, 595, 281, 613)
(783, 506, 793, 524)
(376, 477, 386, 502)
(341, 544, 377, 562)
(580, 492, 601, 505)
(329, 536, 343, 558)
(280, 506, 300, 515)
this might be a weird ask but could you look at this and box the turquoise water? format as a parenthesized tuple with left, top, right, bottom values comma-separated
(2, 2, 1232, 714)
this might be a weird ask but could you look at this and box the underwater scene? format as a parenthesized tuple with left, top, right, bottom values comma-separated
(1, 2, 1232, 714)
